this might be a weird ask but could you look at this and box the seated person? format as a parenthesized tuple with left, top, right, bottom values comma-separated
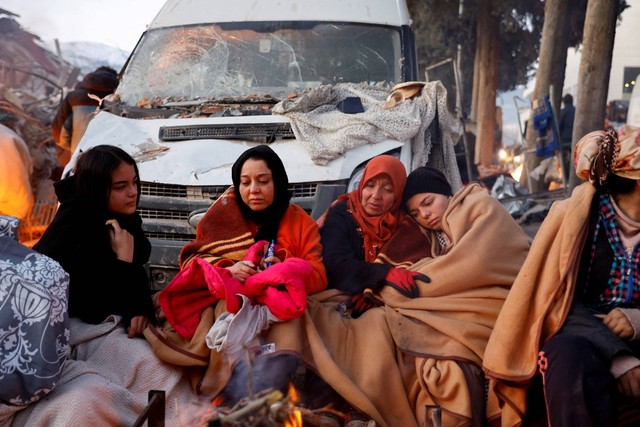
(320, 154, 429, 313)
(0, 214, 69, 408)
(34, 145, 154, 337)
(484, 125, 640, 427)
(377, 166, 531, 426)
(145, 145, 327, 403)
(305, 165, 529, 427)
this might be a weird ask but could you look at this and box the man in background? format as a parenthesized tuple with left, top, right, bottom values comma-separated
(558, 94, 575, 181)
(51, 66, 118, 167)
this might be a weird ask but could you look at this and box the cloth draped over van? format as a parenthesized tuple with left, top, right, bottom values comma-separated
(272, 81, 463, 192)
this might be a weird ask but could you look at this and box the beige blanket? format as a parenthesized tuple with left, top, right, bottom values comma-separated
(145, 184, 530, 427)
(483, 183, 595, 427)
(304, 184, 530, 427)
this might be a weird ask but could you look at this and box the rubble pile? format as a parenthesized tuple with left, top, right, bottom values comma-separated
(0, 8, 78, 243)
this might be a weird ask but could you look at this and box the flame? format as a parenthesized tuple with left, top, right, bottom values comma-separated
(284, 383, 303, 427)
(287, 382, 299, 403)
(284, 409, 303, 427)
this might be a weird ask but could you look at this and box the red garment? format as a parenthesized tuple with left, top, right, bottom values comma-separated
(158, 258, 243, 338)
(159, 255, 311, 340)
(344, 155, 406, 261)
(180, 188, 327, 293)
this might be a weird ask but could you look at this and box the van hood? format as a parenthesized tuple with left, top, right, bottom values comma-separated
(67, 111, 403, 185)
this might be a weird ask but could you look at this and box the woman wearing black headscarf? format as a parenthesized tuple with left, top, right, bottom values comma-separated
(178, 145, 327, 291)
(146, 145, 327, 404)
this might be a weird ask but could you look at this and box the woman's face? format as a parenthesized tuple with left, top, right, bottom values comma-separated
(405, 192, 450, 231)
(239, 158, 275, 211)
(360, 173, 396, 216)
(108, 162, 138, 215)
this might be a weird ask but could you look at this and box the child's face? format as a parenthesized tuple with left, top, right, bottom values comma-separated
(108, 162, 138, 215)
(405, 192, 450, 231)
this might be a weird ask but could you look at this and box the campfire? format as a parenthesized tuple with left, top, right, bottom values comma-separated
(178, 382, 363, 427)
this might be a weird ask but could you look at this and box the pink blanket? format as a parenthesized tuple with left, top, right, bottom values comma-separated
(158, 254, 312, 340)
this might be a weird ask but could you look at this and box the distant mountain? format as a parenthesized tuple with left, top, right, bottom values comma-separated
(55, 41, 130, 77)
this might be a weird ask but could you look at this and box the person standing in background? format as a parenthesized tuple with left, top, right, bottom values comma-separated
(51, 66, 119, 167)
(558, 93, 575, 180)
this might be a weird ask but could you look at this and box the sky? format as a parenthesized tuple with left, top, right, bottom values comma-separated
(2, 0, 167, 52)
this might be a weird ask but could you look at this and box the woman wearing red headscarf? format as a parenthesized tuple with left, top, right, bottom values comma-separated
(320, 155, 429, 313)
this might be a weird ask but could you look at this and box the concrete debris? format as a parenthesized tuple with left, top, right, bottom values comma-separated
(0, 9, 79, 244)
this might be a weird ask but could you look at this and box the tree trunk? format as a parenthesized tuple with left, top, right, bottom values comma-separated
(470, 29, 481, 122)
(549, 6, 571, 115)
(474, 0, 499, 168)
(523, 0, 569, 192)
(568, 0, 619, 189)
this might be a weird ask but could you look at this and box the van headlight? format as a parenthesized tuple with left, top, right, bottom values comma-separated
(347, 167, 365, 193)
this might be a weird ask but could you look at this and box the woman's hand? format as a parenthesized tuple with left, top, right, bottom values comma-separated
(596, 308, 634, 339)
(227, 261, 258, 283)
(259, 254, 282, 271)
(128, 315, 150, 338)
(106, 219, 134, 263)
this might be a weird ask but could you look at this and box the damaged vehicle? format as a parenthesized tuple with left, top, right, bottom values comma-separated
(67, 0, 460, 289)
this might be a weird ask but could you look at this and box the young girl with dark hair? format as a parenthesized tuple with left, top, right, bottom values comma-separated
(34, 144, 154, 338)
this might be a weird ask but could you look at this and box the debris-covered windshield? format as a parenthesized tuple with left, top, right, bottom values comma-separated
(117, 22, 403, 106)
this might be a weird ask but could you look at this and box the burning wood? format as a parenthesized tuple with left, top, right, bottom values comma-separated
(179, 383, 363, 427)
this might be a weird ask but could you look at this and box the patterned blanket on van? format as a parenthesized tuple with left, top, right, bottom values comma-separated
(272, 81, 462, 191)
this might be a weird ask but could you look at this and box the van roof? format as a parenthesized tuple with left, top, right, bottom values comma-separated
(148, 0, 412, 29)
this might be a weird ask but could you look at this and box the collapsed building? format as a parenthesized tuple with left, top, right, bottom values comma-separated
(0, 8, 79, 244)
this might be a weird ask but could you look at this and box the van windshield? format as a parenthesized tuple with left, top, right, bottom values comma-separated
(117, 22, 403, 106)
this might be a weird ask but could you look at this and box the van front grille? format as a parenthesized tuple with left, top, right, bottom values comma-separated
(145, 232, 195, 241)
(290, 183, 317, 198)
(141, 183, 187, 198)
(141, 182, 316, 201)
(138, 209, 190, 221)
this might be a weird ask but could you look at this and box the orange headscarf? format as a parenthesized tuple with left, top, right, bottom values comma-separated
(344, 155, 407, 261)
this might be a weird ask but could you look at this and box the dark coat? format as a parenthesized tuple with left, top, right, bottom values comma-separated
(320, 200, 392, 294)
(33, 176, 154, 325)
(558, 103, 575, 143)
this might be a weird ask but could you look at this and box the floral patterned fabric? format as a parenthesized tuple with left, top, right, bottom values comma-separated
(0, 215, 18, 241)
(0, 216, 70, 405)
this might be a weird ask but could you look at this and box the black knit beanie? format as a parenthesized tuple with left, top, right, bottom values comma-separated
(402, 167, 452, 206)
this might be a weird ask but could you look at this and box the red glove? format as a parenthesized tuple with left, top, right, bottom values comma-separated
(348, 293, 371, 319)
(348, 289, 384, 318)
(384, 267, 430, 298)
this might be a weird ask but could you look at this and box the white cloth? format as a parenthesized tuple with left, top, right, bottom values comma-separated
(206, 295, 281, 364)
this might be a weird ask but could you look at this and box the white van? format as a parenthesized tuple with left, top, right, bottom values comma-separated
(67, 0, 432, 289)
(627, 73, 640, 126)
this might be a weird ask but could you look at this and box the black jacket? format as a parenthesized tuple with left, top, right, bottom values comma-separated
(559, 103, 575, 143)
(34, 176, 154, 325)
(320, 200, 392, 294)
